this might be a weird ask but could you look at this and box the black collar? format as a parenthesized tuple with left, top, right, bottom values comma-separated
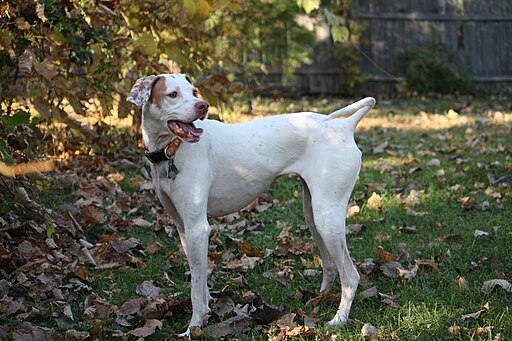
(142, 138, 182, 163)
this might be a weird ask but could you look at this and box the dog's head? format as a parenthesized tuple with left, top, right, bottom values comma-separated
(128, 73, 209, 143)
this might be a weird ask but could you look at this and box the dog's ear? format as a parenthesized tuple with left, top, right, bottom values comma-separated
(127, 75, 157, 107)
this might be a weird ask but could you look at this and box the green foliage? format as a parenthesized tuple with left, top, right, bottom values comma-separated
(402, 43, 474, 95)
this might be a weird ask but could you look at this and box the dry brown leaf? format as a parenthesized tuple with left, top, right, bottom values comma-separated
(80, 205, 106, 225)
(111, 237, 140, 253)
(347, 204, 360, 217)
(461, 302, 490, 320)
(78, 247, 97, 267)
(128, 319, 162, 338)
(125, 254, 146, 268)
(224, 255, 261, 272)
(145, 242, 163, 255)
(374, 231, 391, 243)
(211, 293, 234, 318)
(362, 323, 379, 340)
(416, 259, 439, 273)
(136, 280, 161, 299)
(456, 275, 469, 289)
(367, 192, 383, 211)
(346, 224, 365, 235)
(376, 246, 396, 262)
(239, 240, 263, 257)
(133, 217, 152, 228)
(473, 230, 489, 238)
(359, 286, 379, 300)
(206, 315, 254, 338)
(403, 190, 420, 208)
(397, 264, 418, 281)
(481, 279, 512, 294)
(380, 261, 403, 278)
(366, 183, 388, 192)
(458, 196, 476, 210)
(250, 302, 285, 324)
(118, 298, 146, 317)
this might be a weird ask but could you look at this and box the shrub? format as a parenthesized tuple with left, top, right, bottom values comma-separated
(401, 43, 474, 95)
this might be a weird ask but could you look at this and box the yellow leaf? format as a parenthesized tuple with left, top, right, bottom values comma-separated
(367, 192, 383, 211)
(134, 32, 158, 56)
(0, 30, 13, 48)
(129, 3, 140, 13)
(197, 0, 211, 19)
(183, 0, 197, 15)
(297, 0, 320, 14)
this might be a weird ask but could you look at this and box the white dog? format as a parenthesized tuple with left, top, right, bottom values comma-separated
(128, 73, 375, 335)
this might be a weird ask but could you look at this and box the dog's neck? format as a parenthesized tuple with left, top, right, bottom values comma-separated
(141, 105, 176, 152)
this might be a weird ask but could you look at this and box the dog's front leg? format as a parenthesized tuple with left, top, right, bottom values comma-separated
(184, 219, 212, 329)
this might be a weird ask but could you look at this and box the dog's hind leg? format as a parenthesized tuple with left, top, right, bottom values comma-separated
(310, 192, 360, 326)
(301, 178, 337, 292)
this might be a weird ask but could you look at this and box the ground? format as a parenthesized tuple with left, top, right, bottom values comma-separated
(0, 96, 511, 340)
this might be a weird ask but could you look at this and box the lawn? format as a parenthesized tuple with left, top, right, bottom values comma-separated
(0, 96, 510, 340)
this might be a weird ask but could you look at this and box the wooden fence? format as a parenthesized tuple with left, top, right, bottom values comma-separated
(356, 0, 512, 94)
(254, 0, 512, 96)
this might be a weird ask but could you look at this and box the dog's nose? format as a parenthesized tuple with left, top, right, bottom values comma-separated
(195, 101, 209, 113)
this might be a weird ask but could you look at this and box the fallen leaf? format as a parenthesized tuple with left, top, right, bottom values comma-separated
(11, 323, 59, 340)
(359, 286, 378, 300)
(133, 217, 152, 228)
(145, 242, 163, 255)
(380, 261, 403, 278)
(374, 232, 391, 243)
(362, 323, 379, 340)
(206, 315, 254, 338)
(403, 190, 420, 208)
(456, 275, 469, 289)
(379, 292, 400, 309)
(397, 264, 418, 281)
(365, 183, 387, 192)
(238, 240, 263, 257)
(211, 293, 234, 318)
(223, 255, 261, 272)
(128, 319, 162, 338)
(372, 141, 388, 154)
(78, 247, 97, 267)
(65, 329, 90, 341)
(461, 302, 490, 320)
(347, 205, 360, 217)
(346, 223, 365, 235)
(427, 158, 441, 167)
(416, 259, 439, 273)
(367, 192, 383, 211)
(376, 246, 396, 262)
(276, 313, 297, 329)
(111, 237, 140, 253)
(118, 298, 146, 317)
(481, 279, 512, 294)
(473, 230, 489, 238)
(250, 302, 284, 324)
(136, 280, 161, 299)
(458, 196, 476, 210)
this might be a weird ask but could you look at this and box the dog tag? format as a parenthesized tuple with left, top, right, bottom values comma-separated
(167, 157, 179, 179)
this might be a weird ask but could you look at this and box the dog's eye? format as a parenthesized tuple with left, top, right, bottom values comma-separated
(168, 91, 178, 98)
(193, 90, 198, 97)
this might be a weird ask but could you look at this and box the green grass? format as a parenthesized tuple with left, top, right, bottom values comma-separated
(3, 97, 509, 340)
(109, 97, 511, 339)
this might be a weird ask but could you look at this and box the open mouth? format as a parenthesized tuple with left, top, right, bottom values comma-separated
(167, 120, 204, 143)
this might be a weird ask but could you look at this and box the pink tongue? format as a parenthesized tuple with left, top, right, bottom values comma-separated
(168, 121, 203, 141)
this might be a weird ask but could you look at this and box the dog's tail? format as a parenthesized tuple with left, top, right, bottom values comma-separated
(325, 97, 376, 131)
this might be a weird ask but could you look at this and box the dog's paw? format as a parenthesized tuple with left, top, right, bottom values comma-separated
(326, 312, 349, 327)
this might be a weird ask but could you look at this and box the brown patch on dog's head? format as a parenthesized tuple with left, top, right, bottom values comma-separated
(149, 76, 167, 107)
